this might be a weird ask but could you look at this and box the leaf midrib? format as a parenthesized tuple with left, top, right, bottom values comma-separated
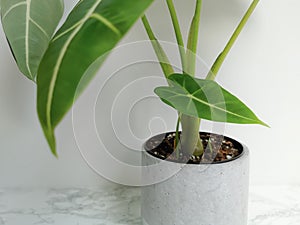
(45, 0, 102, 131)
(162, 86, 258, 123)
(3, 0, 34, 79)
(25, 0, 33, 79)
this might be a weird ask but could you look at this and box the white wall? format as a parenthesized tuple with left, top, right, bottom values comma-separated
(0, 0, 299, 187)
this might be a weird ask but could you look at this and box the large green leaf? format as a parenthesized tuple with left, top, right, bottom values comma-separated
(37, 0, 154, 155)
(155, 73, 268, 126)
(0, 0, 64, 80)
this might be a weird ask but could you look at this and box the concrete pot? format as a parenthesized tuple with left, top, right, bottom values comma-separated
(142, 132, 249, 225)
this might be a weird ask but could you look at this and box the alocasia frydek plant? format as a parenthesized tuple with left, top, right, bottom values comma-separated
(0, 0, 267, 157)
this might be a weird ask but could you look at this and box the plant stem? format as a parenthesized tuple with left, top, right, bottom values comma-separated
(166, 0, 187, 71)
(142, 15, 183, 156)
(186, 0, 202, 76)
(141, 15, 174, 78)
(180, 0, 204, 156)
(180, 115, 202, 156)
(206, 0, 260, 80)
(142, 2, 204, 156)
(175, 115, 181, 158)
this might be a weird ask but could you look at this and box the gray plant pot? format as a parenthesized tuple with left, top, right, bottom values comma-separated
(142, 133, 249, 225)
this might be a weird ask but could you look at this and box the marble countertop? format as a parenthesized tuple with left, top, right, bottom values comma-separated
(0, 185, 299, 225)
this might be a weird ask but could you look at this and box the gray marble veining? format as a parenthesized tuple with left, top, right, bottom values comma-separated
(0, 187, 140, 225)
(0, 185, 299, 225)
(248, 185, 300, 225)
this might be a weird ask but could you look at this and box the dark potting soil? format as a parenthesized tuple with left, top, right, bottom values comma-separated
(144, 132, 244, 164)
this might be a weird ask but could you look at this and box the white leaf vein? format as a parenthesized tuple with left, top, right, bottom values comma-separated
(1, 1, 26, 20)
(46, 0, 102, 131)
(30, 17, 50, 39)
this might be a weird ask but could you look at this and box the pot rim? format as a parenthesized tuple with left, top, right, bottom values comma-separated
(143, 131, 248, 165)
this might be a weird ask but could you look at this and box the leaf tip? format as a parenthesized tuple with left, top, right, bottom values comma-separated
(154, 86, 166, 97)
(48, 136, 58, 158)
(259, 120, 270, 128)
(42, 125, 58, 158)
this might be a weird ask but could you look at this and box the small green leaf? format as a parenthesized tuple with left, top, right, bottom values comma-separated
(37, 0, 154, 155)
(0, 0, 64, 80)
(155, 73, 268, 127)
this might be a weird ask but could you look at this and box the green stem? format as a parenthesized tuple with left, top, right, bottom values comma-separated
(186, 0, 202, 76)
(142, 4, 204, 156)
(180, 0, 203, 156)
(175, 114, 181, 159)
(166, 0, 187, 72)
(142, 15, 184, 155)
(180, 115, 203, 156)
(141, 15, 174, 78)
(206, 0, 260, 80)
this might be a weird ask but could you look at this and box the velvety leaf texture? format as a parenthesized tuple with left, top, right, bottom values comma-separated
(0, 0, 64, 80)
(155, 73, 268, 127)
(37, 0, 154, 155)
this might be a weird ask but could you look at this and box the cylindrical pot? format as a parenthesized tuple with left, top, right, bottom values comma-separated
(142, 132, 249, 225)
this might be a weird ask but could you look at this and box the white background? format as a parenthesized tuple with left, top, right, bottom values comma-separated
(0, 0, 299, 188)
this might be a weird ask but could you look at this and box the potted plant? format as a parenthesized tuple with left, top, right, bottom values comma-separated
(1, 0, 266, 224)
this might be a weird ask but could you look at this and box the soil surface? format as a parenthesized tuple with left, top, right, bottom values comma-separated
(144, 132, 243, 164)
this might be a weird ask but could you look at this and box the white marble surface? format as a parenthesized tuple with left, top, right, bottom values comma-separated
(0, 185, 299, 225)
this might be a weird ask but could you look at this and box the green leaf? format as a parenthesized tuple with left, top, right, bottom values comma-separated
(0, 0, 64, 81)
(155, 73, 268, 127)
(37, 0, 154, 156)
